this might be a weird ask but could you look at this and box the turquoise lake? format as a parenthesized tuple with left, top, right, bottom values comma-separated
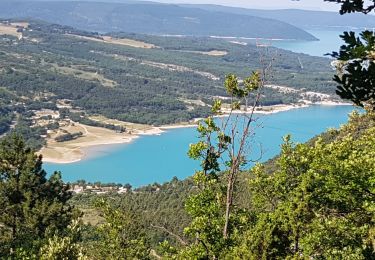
(272, 29, 343, 57)
(44, 29, 359, 186)
(45, 106, 356, 187)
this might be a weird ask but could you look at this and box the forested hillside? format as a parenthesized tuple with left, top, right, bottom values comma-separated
(0, 1, 317, 40)
(186, 5, 375, 30)
(0, 19, 336, 148)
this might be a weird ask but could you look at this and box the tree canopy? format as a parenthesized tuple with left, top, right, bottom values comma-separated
(325, 0, 375, 14)
(0, 134, 76, 257)
(325, 0, 375, 109)
(331, 31, 375, 109)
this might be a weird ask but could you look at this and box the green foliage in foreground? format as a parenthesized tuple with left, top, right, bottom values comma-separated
(173, 72, 262, 259)
(1, 113, 374, 259)
(161, 111, 374, 259)
(327, 0, 375, 110)
(237, 120, 374, 258)
(39, 220, 86, 260)
(325, 0, 375, 14)
(331, 30, 375, 110)
(0, 135, 76, 258)
(84, 199, 150, 260)
(69, 109, 375, 260)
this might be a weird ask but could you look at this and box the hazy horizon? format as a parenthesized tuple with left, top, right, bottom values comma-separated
(6, 0, 342, 12)
(153, 0, 340, 12)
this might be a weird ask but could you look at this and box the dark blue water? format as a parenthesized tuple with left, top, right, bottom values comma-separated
(45, 105, 355, 187)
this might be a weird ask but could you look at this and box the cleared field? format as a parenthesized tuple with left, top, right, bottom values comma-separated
(176, 50, 228, 56)
(0, 22, 28, 38)
(0, 24, 21, 37)
(51, 64, 117, 88)
(10, 22, 29, 28)
(88, 115, 156, 133)
(102, 36, 157, 48)
(179, 98, 207, 107)
(67, 34, 158, 49)
(140, 59, 220, 80)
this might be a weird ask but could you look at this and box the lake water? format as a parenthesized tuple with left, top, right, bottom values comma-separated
(45, 105, 355, 187)
(272, 29, 342, 57)
(45, 29, 357, 186)
(272, 29, 362, 57)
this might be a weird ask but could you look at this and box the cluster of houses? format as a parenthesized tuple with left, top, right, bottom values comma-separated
(69, 184, 129, 194)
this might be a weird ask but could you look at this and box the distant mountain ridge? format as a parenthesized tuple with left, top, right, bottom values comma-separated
(183, 5, 375, 30)
(0, 1, 318, 40)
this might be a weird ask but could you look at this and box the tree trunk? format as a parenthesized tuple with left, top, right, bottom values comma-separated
(223, 167, 236, 239)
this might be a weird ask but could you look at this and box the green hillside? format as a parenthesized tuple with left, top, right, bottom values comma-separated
(184, 5, 375, 30)
(0, 20, 337, 149)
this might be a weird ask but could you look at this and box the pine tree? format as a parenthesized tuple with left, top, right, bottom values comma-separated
(0, 134, 75, 257)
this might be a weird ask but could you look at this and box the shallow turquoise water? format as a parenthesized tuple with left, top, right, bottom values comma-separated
(272, 29, 357, 57)
(243, 29, 349, 57)
(45, 105, 356, 187)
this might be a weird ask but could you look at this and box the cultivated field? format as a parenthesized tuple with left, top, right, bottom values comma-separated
(50, 64, 117, 88)
(67, 34, 158, 49)
(0, 22, 28, 38)
(176, 50, 228, 56)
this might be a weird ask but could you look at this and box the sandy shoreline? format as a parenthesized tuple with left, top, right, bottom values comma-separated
(39, 102, 351, 164)
(39, 127, 139, 164)
(39, 121, 198, 164)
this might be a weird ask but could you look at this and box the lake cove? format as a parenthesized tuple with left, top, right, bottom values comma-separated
(272, 29, 363, 57)
(45, 105, 355, 187)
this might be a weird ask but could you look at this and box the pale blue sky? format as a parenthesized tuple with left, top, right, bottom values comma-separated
(152, 0, 340, 11)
